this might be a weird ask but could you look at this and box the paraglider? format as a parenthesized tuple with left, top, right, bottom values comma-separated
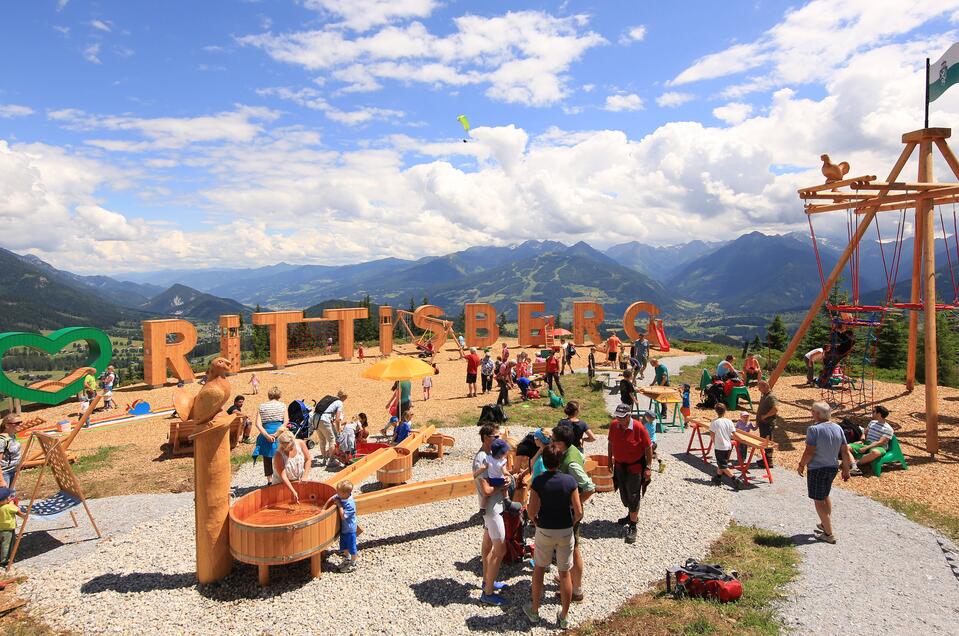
(456, 114, 470, 142)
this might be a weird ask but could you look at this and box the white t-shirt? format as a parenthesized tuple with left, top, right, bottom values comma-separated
(319, 399, 344, 424)
(422, 375, 432, 388)
(710, 417, 736, 451)
(805, 348, 824, 362)
(473, 450, 489, 507)
(487, 454, 507, 480)
(340, 421, 360, 450)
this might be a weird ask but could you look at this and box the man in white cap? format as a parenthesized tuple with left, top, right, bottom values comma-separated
(607, 403, 653, 544)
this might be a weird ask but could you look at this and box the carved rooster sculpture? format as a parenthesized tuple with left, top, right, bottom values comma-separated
(173, 357, 232, 427)
(821, 154, 850, 184)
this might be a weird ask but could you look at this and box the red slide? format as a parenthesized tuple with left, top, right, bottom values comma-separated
(651, 319, 670, 352)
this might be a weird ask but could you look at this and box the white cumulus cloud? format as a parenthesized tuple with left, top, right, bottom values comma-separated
(604, 93, 643, 111)
(656, 92, 694, 108)
(619, 25, 646, 44)
(712, 102, 753, 124)
(0, 104, 34, 118)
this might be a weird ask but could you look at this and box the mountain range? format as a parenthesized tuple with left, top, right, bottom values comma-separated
(4, 230, 957, 334)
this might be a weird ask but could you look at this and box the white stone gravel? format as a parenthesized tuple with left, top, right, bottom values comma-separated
(18, 421, 730, 635)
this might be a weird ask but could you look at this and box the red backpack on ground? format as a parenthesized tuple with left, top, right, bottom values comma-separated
(666, 559, 743, 603)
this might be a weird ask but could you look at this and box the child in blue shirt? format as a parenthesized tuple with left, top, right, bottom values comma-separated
(392, 410, 413, 445)
(325, 480, 358, 572)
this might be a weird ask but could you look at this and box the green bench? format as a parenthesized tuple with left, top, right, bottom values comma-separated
(871, 435, 908, 477)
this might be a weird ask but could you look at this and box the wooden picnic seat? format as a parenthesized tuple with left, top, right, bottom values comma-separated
(169, 415, 244, 456)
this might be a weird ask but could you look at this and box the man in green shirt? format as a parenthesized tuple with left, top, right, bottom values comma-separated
(649, 358, 669, 417)
(552, 424, 595, 602)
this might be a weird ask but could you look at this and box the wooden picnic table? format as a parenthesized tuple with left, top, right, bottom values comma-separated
(733, 430, 777, 485)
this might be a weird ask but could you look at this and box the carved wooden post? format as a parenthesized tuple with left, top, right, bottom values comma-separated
(323, 307, 369, 361)
(252, 311, 303, 369)
(573, 302, 604, 346)
(142, 319, 198, 388)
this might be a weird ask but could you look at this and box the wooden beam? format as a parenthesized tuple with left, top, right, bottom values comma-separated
(934, 138, 959, 181)
(902, 127, 951, 142)
(851, 182, 952, 191)
(804, 185, 959, 214)
(354, 473, 475, 515)
(919, 140, 939, 456)
(770, 141, 916, 389)
(906, 200, 924, 391)
(797, 175, 876, 195)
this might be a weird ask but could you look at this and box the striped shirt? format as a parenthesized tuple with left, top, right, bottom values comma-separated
(258, 400, 285, 424)
(864, 420, 894, 447)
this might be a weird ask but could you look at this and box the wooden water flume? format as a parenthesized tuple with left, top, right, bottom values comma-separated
(220, 423, 474, 586)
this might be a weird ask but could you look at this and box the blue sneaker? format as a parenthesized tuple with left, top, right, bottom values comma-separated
(480, 593, 508, 606)
(493, 581, 508, 591)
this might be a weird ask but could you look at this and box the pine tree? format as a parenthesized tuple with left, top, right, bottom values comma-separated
(766, 315, 788, 350)
(251, 304, 269, 361)
(874, 313, 906, 369)
(750, 335, 762, 350)
(917, 310, 959, 387)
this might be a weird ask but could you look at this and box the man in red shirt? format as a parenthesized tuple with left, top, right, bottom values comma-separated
(464, 347, 481, 398)
(607, 403, 653, 544)
(544, 349, 564, 397)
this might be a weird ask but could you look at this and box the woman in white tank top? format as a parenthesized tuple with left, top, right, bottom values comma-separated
(272, 430, 312, 501)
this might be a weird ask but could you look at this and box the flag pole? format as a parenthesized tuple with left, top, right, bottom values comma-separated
(925, 57, 930, 129)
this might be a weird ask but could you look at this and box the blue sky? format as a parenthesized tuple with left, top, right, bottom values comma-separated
(2, 1, 959, 273)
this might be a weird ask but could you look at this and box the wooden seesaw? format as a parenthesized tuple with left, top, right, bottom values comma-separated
(228, 424, 472, 586)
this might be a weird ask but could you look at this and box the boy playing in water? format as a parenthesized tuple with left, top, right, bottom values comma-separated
(325, 480, 358, 572)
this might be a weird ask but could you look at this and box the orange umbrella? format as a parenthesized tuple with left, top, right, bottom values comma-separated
(361, 357, 436, 383)
(549, 328, 573, 337)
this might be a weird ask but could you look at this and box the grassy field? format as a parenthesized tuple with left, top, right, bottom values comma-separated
(454, 373, 612, 432)
(572, 524, 800, 636)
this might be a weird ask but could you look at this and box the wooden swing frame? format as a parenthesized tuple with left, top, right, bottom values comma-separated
(6, 432, 101, 571)
(770, 128, 959, 457)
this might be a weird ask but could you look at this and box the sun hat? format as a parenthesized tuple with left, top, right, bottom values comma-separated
(490, 439, 509, 457)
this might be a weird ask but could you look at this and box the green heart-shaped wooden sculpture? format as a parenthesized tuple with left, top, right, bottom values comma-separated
(0, 327, 113, 405)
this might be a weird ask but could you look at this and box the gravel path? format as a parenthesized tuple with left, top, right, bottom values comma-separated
(19, 409, 730, 635)
(731, 467, 959, 634)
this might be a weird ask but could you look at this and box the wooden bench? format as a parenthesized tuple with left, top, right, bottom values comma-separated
(418, 433, 455, 459)
(169, 415, 244, 456)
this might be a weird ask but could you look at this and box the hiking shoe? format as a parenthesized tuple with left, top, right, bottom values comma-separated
(523, 605, 541, 624)
(571, 591, 585, 602)
(815, 523, 825, 533)
(851, 467, 863, 476)
(732, 478, 741, 491)
(624, 523, 637, 544)
(339, 561, 356, 573)
(492, 581, 508, 591)
(616, 515, 631, 526)
(815, 532, 837, 544)
(711, 475, 722, 486)
(480, 593, 508, 606)
(556, 612, 569, 629)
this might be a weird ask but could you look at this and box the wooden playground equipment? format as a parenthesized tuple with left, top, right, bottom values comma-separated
(16, 394, 101, 470)
(394, 308, 465, 358)
(228, 423, 463, 585)
(771, 127, 959, 457)
(25, 366, 96, 394)
(7, 431, 101, 571)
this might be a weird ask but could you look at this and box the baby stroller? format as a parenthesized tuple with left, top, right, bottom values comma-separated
(287, 400, 316, 449)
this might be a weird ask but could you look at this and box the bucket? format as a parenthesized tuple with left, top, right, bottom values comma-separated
(587, 454, 614, 492)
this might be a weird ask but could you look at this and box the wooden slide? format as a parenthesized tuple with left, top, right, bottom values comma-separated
(27, 367, 96, 393)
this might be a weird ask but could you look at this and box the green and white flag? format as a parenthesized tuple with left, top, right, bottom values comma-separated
(929, 42, 959, 103)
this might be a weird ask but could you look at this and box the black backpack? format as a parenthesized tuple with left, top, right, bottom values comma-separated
(515, 432, 538, 458)
(567, 344, 576, 357)
(313, 395, 338, 419)
(477, 403, 508, 425)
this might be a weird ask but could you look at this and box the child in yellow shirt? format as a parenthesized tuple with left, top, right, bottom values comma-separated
(0, 487, 24, 567)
